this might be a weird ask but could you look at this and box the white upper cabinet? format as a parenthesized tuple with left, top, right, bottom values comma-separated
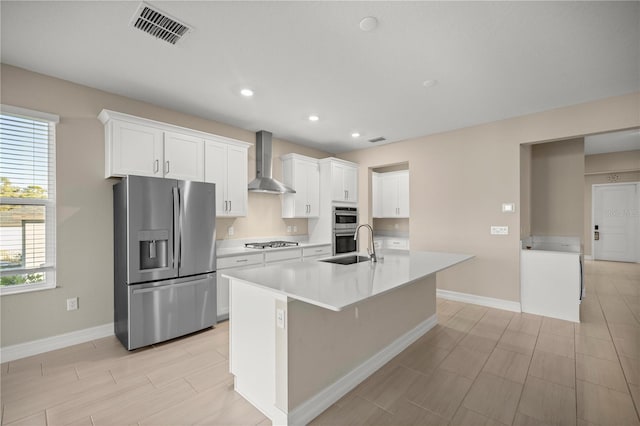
(108, 119, 164, 178)
(374, 170, 410, 218)
(101, 110, 206, 181)
(372, 172, 383, 218)
(323, 158, 358, 203)
(164, 132, 204, 181)
(281, 154, 320, 218)
(100, 109, 249, 217)
(205, 138, 249, 217)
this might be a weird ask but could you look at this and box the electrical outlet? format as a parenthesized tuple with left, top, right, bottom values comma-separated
(490, 226, 509, 235)
(66, 297, 78, 311)
(293, 225, 298, 232)
(228, 226, 234, 236)
(287, 226, 292, 233)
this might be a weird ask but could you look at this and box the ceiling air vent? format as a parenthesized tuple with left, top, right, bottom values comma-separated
(368, 137, 386, 143)
(131, 3, 191, 45)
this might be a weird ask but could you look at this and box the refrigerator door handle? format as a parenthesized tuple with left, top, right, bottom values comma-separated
(131, 278, 204, 295)
(173, 186, 181, 270)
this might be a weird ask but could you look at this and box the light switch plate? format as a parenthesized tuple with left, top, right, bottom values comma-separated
(491, 226, 509, 235)
(502, 203, 516, 213)
(276, 309, 286, 329)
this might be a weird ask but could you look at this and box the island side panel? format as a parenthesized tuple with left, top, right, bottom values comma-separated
(287, 274, 437, 410)
(229, 278, 288, 423)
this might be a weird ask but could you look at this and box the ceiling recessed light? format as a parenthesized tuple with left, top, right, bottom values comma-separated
(308, 115, 319, 122)
(240, 88, 254, 97)
(422, 80, 438, 88)
(351, 132, 360, 138)
(359, 16, 378, 32)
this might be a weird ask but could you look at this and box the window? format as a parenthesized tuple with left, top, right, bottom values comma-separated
(0, 105, 58, 295)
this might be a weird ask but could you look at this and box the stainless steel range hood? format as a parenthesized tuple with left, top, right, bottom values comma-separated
(247, 131, 296, 194)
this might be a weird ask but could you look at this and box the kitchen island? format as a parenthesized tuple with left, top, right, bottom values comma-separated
(223, 250, 473, 425)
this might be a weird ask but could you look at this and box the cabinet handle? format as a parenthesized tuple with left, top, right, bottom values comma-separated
(224, 200, 228, 212)
(154, 159, 159, 173)
(165, 161, 170, 174)
(229, 201, 232, 212)
(315, 249, 323, 252)
(236, 259, 248, 263)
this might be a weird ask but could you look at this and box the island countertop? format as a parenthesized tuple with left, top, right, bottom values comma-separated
(221, 250, 473, 311)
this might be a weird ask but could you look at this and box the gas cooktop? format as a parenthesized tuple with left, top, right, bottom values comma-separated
(244, 241, 300, 249)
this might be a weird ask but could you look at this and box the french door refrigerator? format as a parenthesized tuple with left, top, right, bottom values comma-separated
(113, 175, 217, 350)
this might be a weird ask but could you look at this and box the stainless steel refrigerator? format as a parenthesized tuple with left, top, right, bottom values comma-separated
(113, 175, 217, 350)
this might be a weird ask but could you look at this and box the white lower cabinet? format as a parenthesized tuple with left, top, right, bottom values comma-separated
(302, 245, 331, 259)
(385, 238, 409, 250)
(264, 248, 302, 264)
(373, 237, 409, 250)
(216, 245, 331, 319)
(217, 253, 263, 320)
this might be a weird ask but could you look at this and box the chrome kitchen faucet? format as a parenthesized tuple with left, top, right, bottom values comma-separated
(354, 224, 377, 262)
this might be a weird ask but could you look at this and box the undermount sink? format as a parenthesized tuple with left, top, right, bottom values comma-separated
(319, 255, 371, 265)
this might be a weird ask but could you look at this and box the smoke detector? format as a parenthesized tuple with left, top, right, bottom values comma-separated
(131, 3, 191, 45)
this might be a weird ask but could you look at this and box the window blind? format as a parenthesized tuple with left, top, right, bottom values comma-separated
(0, 106, 58, 294)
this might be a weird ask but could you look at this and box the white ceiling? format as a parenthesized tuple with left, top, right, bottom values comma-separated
(1, 1, 638, 154)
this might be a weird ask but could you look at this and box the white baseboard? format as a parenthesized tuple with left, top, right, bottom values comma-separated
(287, 314, 438, 426)
(1, 323, 114, 363)
(437, 289, 521, 313)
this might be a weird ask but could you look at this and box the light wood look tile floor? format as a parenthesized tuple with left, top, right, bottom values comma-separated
(1, 260, 639, 426)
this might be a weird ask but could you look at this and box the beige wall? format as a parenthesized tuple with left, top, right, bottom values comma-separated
(1, 62, 639, 346)
(372, 218, 410, 234)
(583, 150, 640, 256)
(520, 144, 532, 239)
(585, 150, 640, 174)
(339, 93, 640, 303)
(530, 138, 585, 237)
(0, 64, 330, 347)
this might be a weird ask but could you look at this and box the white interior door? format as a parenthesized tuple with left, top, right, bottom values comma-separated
(593, 183, 639, 262)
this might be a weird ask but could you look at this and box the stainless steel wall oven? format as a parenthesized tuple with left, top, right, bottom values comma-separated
(332, 206, 358, 255)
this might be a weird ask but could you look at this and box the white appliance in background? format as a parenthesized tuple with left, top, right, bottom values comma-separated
(113, 175, 217, 350)
(520, 236, 583, 323)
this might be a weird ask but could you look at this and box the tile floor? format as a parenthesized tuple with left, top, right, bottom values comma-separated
(1, 260, 638, 425)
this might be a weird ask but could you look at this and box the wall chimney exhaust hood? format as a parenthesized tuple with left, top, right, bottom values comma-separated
(248, 131, 296, 194)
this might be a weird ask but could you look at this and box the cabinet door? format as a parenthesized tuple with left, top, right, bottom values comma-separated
(397, 171, 410, 217)
(372, 173, 383, 218)
(381, 174, 399, 217)
(205, 140, 228, 216)
(293, 161, 309, 217)
(331, 163, 346, 201)
(343, 165, 358, 202)
(306, 161, 320, 217)
(225, 145, 248, 217)
(111, 120, 163, 177)
(164, 132, 204, 181)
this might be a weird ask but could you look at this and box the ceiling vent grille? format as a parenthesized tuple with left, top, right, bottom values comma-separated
(131, 3, 191, 45)
(368, 137, 386, 143)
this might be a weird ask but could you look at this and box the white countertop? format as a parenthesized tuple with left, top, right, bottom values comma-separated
(217, 241, 331, 258)
(222, 250, 473, 311)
